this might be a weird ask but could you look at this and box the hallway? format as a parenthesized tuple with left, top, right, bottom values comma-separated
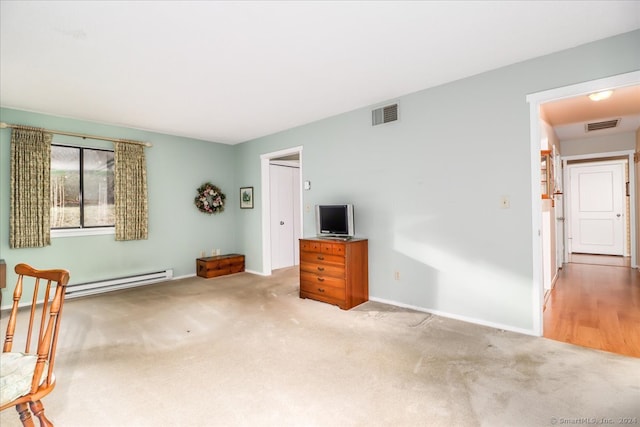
(543, 259, 640, 358)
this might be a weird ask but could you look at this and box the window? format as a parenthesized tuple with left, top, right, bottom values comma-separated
(51, 144, 115, 230)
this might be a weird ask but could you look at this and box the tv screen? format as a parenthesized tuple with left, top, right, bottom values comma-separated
(315, 204, 354, 238)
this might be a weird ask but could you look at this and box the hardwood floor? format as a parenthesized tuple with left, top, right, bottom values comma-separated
(543, 259, 640, 358)
(568, 253, 631, 267)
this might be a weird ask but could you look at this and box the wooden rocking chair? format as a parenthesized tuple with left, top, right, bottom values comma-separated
(0, 264, 70, 427)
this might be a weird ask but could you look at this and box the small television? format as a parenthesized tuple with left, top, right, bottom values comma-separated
(315, 204, 355, 238)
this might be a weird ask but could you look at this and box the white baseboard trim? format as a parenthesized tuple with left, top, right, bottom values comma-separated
(245, 269, 269, 276)
(172, 273, 196, 281)
(369, 296, 537, 337)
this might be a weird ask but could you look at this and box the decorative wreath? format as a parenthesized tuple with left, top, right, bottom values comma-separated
(194, 182, 226, 214)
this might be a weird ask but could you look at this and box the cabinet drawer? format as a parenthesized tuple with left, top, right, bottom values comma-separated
(322, 243, 346, 255)
(300, 252, 345, 266)
(204, 266, 242, 278)
(300, 240, 345, 256)
(300, 271, 345, 289)
(300, 240, 322, 252)
(300, 262, 344, 278)
(321, 242, 345, 256)
(300, 280, 346, 300)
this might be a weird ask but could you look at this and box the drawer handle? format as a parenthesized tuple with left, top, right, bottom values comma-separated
(317, 277, 324, 282)
(317, 256, 325, 261)
(317, 267, 325, 271)
(317, 288, 325, 293)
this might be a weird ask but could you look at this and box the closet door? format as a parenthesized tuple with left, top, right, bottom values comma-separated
(270, 164, 299, 269)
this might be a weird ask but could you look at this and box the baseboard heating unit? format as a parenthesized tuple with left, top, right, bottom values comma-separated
(66, 269, 173, 299)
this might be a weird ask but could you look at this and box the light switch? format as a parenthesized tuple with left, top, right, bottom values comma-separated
(304, 180, 311, 190)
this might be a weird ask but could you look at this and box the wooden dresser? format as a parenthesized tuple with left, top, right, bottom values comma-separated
(299, 238, 368, 310)
(196, 254, 245, 278)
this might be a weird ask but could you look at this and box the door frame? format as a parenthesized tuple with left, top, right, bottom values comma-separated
(526, 70, 640, 336)
(260, 146, 304, 275)
(563, 155, 632, 259)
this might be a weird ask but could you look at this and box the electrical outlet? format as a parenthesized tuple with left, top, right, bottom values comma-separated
(500, 196, 510, 209)
(394, 271, 400, 281)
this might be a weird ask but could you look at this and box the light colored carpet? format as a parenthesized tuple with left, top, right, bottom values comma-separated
(1, 267, 638, 427)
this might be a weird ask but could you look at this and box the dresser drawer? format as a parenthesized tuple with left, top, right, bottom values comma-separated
(300, 261, 345, 278)
(300, 240, 345, 256)
(300, 240, 321, 252)
(324, 243, 345, 256)
(300, 271, 345, 288)
(300, 279, 346, 301)
(300, 251, 344, 266)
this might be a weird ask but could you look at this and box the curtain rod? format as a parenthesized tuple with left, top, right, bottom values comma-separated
(0, 122, 152, 147)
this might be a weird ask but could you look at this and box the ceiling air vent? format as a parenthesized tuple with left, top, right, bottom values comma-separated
(372, 103, 398, 126)
(585, 119, 619, 132)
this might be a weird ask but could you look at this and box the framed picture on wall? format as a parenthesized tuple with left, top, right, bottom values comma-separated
(240, 187, 254, 209)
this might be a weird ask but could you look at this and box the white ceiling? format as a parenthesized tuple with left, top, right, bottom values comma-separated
(1, 1, 639, 144)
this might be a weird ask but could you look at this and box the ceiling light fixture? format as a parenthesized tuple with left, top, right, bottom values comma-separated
(588, 90, 613, 101)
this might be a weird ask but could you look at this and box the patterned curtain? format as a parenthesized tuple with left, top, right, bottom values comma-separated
(10, 127, 53, 248)
(114, 142, 148, 240)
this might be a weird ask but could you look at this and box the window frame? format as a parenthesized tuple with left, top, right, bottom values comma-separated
(50, 143, 116, 238)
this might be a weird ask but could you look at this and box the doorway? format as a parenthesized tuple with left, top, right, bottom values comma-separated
(260, 146, 303, 275)
(527, 70, 640, 337)
(546, 154, 636, 357)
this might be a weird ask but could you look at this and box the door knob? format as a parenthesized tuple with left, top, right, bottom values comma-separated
(280, 221, 285, 225)
(616, 214, 621, 218)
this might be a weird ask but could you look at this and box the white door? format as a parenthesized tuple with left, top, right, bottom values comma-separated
(269, 164, 300, 270)
(568, 161, 625, 256)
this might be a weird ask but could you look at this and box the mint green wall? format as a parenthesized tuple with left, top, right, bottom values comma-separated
(236, 30, 640, 333)
(0, 108, 238, 307)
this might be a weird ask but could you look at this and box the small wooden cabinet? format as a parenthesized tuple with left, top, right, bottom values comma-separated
(299, 238, 368, 310)
(196, 254, 245, 278)
(541, 149, 554, 199)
